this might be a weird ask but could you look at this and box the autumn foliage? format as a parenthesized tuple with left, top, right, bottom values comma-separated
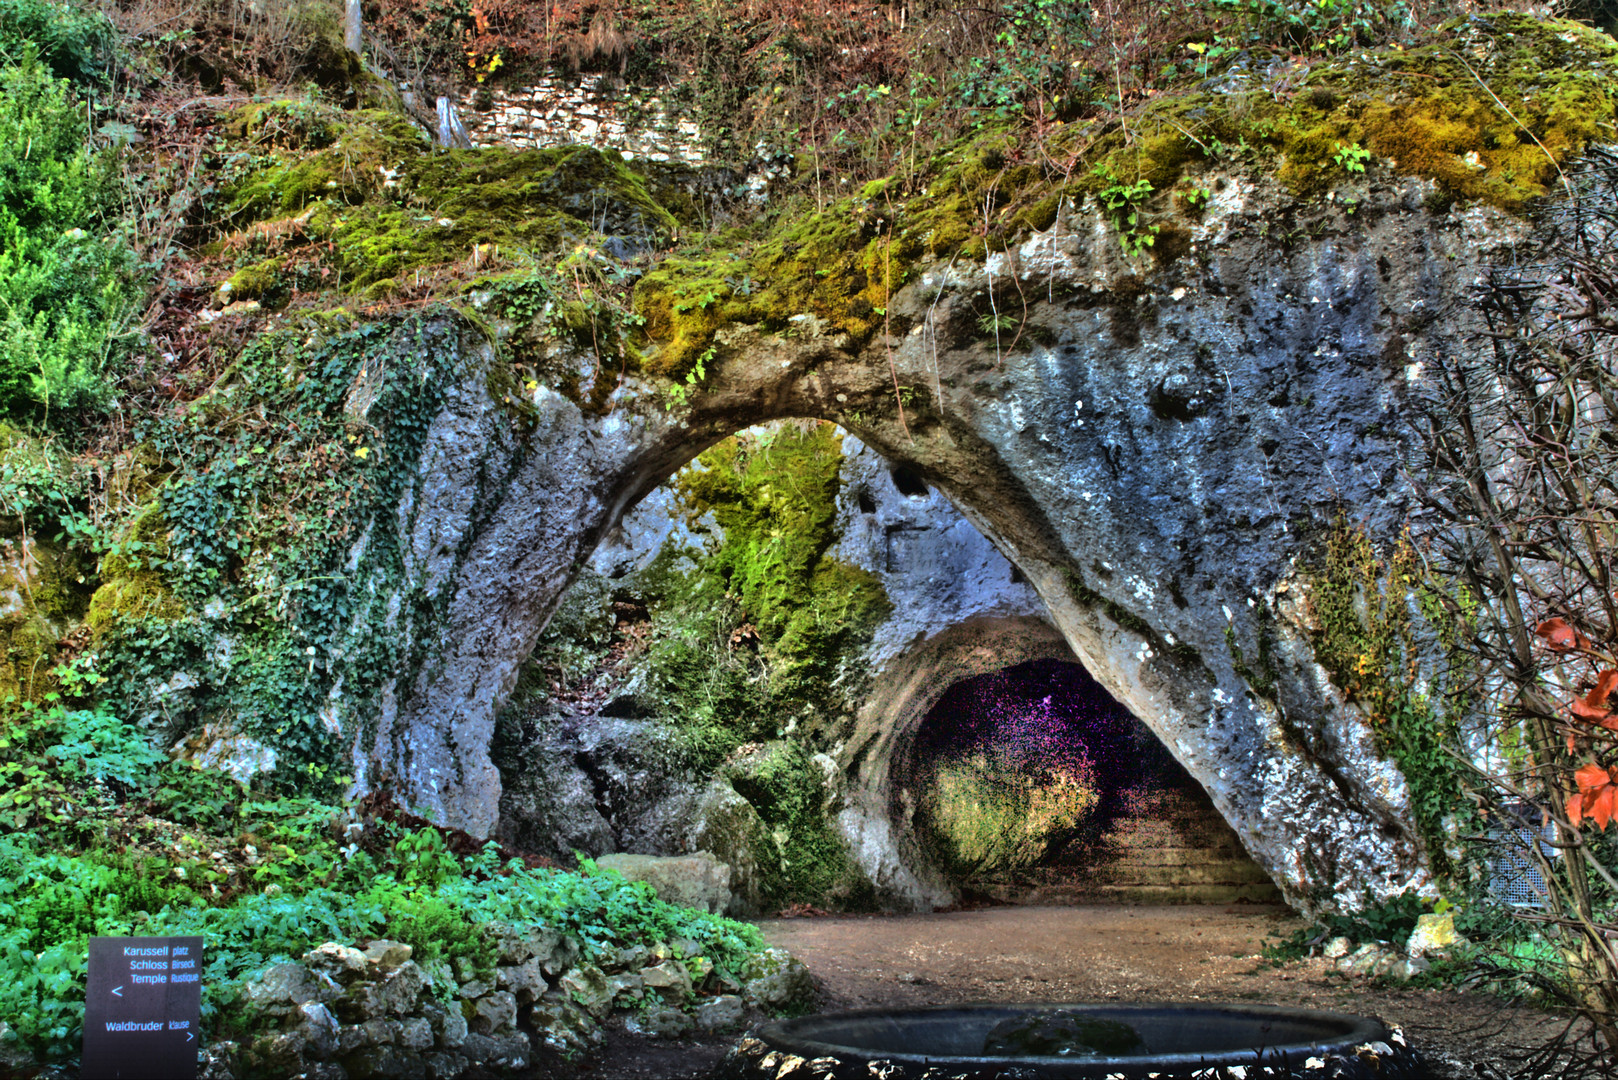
(1569, 762, 1618, 831)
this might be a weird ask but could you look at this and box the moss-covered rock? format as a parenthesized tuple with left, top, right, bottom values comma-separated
(919, 751, 1099, 876)
(0, 428, 98, 702)
(85, 503, 183, 639)
(633, 14, 1618, 380)
(223, 109, 678, 292)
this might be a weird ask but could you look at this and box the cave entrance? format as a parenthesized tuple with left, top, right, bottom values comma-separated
(898, 659, 1279, 905)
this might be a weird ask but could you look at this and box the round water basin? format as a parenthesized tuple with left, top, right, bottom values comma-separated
(716, 1002, 1422, 1079)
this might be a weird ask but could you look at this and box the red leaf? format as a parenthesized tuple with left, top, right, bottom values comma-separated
(1537, 618, 1591, 652)
(1571, 698, 1614, 723)
(1574, 762, 1611, 796)
(1569, 790, 1586, 827)
(1591, 785, 1617, 831)
(1587, 670, 1618, 712)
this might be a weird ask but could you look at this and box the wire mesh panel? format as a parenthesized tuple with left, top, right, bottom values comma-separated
(1487, 801, 1556, 908)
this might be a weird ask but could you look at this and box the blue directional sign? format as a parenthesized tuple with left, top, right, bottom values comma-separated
(82, 936, 203, 1079)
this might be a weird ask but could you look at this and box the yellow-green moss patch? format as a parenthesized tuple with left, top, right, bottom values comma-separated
(86, 504, 184, 639)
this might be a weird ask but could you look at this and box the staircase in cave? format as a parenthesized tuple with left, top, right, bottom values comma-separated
(975, 784, 1282, 906)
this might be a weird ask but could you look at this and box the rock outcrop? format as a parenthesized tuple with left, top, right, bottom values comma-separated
(368, 163, 1516, 911)
(86, 15, 1618, 915)
(207, 932, 807, 1079)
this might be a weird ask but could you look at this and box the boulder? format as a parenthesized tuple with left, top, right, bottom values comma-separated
(596, 851, 733, 914)
(696, 994, 746, 1032)
(470, 990, 518, 1035)
(1407, 911, 1466, 959)
(639, 960, 692, 996)
(422, 1002, 467, 1051)
(625, 1006, 693, 1039)
(606, 971, 644, 1004)
(741, 948, 814, 1010)
(530, 994, 598, 1056)
(398, 1016, 434, 1052)
(459, 1031, 530, 1069)
(495, 956, 549, 1003)
(558, 964, 613, 1018)
(344, 1044, 427, 1080)
(306, 943, 371, 986)
(241, 962, 339, 1015)
(361, 940, 414, 971)
(298, 1001, 341, 1059)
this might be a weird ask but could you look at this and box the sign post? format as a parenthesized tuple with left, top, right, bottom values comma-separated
(81, 936, 203, 1080)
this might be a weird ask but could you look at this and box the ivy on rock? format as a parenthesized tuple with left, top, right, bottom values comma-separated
(88, 311, 468, 787)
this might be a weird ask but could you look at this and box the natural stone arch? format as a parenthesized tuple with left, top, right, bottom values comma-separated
(366, 169, 1523, 912)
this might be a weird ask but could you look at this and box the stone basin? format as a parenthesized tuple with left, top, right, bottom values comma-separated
(716, 1003, 1423, 1079)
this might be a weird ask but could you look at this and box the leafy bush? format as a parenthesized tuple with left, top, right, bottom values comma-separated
(0, 703, 162, 831)
(0, 702, 772, 1063)
(0, 46, 140, 423)
(0, 0, 116, 83)
(1213, 0, 1413, 53)
(1265, 889, 1436, 959)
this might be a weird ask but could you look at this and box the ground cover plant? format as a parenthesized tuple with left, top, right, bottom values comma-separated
(0, 0, 142, 427)
(0, 700, 771, 1065)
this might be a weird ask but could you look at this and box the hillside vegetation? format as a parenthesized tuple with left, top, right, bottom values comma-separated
(3, 0, 1618, 1073)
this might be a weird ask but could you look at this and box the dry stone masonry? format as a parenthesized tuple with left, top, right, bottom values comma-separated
(460, 75, 707, 163)
(203, 929, 811, 1079)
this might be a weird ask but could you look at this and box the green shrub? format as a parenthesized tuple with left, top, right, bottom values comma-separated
(0, 704, 773, 1063)
(0, 48, 140, 423)
(0, 0, 116, 84)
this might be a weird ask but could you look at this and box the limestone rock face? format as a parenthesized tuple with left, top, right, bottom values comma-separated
(832, 437, 1046, 666)
(595, 852, 734, 914)
(343, 162, 1542, 914)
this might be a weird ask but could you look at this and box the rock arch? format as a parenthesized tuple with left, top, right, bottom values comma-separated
(367, 171, 1520, 912)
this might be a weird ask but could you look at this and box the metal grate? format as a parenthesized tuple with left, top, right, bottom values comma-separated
(1487, 801, 1557, 908)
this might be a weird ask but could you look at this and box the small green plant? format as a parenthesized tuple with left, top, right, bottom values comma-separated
(976, 310, 1018, 336)
(0, 45, 141, 424)
(664, 345, 714, 411)
(1093, 169, 1159, 256)
(1333, 141, 1372, 174)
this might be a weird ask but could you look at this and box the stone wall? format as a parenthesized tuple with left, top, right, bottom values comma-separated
(460, 75, 708, 163)
(204, 930, 811, 1079)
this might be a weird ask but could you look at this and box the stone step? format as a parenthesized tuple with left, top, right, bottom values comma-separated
(1090, 860, 1276, 886)
(984, 881, 1284, 906)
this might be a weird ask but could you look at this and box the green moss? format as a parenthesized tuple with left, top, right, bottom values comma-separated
(227, 108, 428, 221)
(225, 111, 679, 291)
(1306, 522, 1472, 881)
(85, 503, 183, 638)
(1070, 14, 1618, 212)
(632, 13, 1617, 379)
(223, 99, 344, 151)
(921, 751, 1098, 876)
(607, 424, 888, 770)
(677, 423, 890, 702)
(724, 742, 868, 907)
(222, 257, 285, 306)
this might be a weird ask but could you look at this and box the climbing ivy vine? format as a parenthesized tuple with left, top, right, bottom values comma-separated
(88, 311, 468, 786)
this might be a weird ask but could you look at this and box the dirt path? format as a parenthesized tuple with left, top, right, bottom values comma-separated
(551, 903, 1579, 1079)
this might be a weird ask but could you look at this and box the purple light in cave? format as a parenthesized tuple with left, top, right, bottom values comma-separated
(910, 659, 1175, 793)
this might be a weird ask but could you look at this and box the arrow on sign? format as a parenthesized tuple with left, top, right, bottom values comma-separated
(187, 1033, 194, 1042)
(111, 986, 123, 997)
